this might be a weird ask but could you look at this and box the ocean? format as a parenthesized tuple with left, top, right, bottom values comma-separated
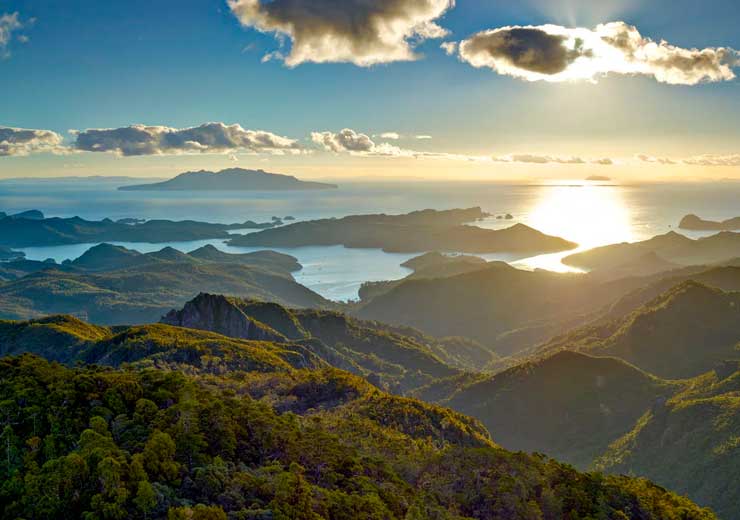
(2, 178, 738, 301)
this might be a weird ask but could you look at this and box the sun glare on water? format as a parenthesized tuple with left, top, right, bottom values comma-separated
(516, 182, 635, 272)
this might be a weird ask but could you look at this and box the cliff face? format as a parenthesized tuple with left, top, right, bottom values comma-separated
(161, 293, 287, 343)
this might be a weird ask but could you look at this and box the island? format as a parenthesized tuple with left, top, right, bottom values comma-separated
(0, 212, 281, 247)
(585, 175, 612, 182)
(227, 207, 578, 254)
(679, 214, 740, 231)
(118, 167, 338, 191)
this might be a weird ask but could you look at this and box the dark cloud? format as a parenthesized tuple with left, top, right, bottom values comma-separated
(228, 0, 454, 66)
(461, 27, 588, 75)
(73, 123, 301, 156)
(453, 22, 739, 85)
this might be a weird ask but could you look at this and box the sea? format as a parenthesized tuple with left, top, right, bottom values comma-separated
(1, 177, 738, 302)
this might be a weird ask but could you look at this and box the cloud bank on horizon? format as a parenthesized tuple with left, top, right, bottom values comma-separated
(2, 124, 738, 169)
(72, 123, 302, 156)
(449, 22, 739, 85)
(228, 0, 455, 67)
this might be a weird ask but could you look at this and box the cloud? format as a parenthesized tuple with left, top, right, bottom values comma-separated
(637, 154, 676, 165)
(636, 153, 740, 166)
(378, 132, 401, 140)
(312, 128, 487, 161)
(453, 22, 739, 85)
(312, 128, 376, 154)
(72, 122, 301, 156)
(0, 11, 23, 57)
(682, 154, 740, 167)
(0, 126, 65, 156)
(228, 0, 454, 67)
(492, 153, 612, 165)
(440, 41, 458, 55)
(592, 158, 613, 165)
(415, 135, 433, 140)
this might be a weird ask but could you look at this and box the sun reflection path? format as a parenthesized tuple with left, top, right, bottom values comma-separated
(514, 183, 635, 273)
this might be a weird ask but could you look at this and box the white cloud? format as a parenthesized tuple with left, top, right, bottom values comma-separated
(636, 153, 740, 167)
(440, 41, 458, 56)
(228, 0, 454, 67)
(453, 22, 739, 85)
(378, 132, 401, 140)
(0, 11, 22, 58)
(492, 153, 613, 165)
(415, 135, 433, 140)
(682, 154, 740, 167)
(312, 128, 488, 160)
(0, 126, 65, 156)
(72, 122, 301, 156)
(637, 154, 676, 165)
(312, 128, 376, 154)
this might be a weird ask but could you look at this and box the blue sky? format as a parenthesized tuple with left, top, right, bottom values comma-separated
(1, 0, 739, 180)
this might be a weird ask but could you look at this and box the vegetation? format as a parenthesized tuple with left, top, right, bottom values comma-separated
(539, 281, 740, 379)
(0, 354, 714, 519)
(596, 363, 740, 519)
(440, 351, 680, 468)
(161, 293, 478, 392)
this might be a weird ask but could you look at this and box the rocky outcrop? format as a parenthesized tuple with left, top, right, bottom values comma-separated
(162, 293, 287, 343)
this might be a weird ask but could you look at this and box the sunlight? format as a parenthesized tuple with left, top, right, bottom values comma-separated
(521, 183, 635, 271)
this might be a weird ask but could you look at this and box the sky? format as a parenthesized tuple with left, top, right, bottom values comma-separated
(0, 0, 739, 181)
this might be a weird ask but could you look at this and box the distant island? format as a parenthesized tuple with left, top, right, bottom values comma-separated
(119, 168, 338, 191)
(585, 175, 612, 182)
(679, 214, 740, 231)
(228, 207, 578, 254)
(0, 211, 281, 247)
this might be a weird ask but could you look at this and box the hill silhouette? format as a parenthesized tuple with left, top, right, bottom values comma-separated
(119, 167, 337, 191)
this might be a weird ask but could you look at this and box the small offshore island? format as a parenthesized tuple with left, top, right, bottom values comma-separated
(119, 167, 338, 191)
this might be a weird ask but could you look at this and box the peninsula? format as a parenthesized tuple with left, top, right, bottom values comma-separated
(228, 207, 578, 254)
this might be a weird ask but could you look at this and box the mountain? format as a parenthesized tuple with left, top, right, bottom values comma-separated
(596, 364, 740, 519)
(359, 252, 490, 301)
(564, 231, 740, 271)
(597, 265, 740, 323)
(161, 293, 465, 392)
(356, 263, 615, 351)
(0, 344, 714, 518)
(436, 351, 678, 467)
(680, 214, 740, 231)
(539, 281, 740, 379)
(0, 245, 329, 324)
(228, 207, 578, 254)
(0, 315, 323, 372)
(586, 251, 681, 281)
(119, 168, 337, 191)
